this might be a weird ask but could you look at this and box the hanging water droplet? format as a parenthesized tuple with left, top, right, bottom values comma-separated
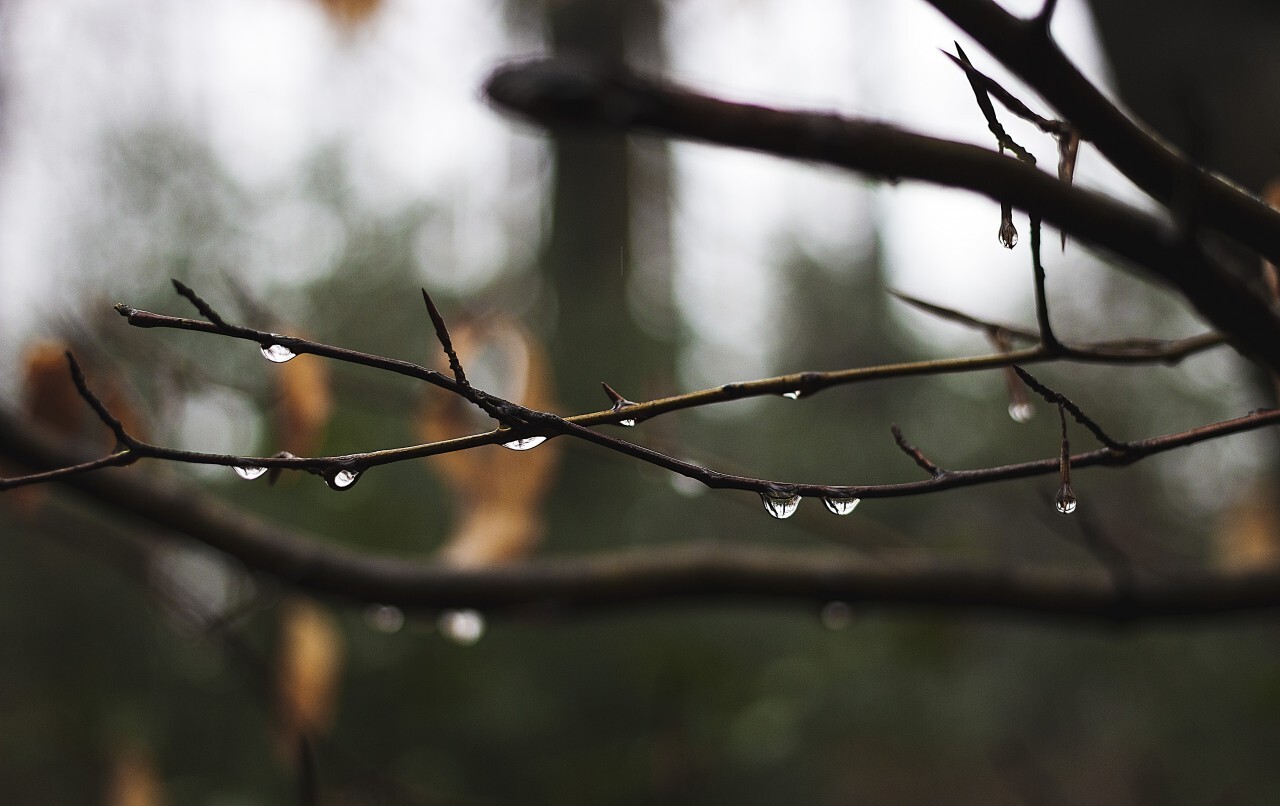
(609, 395, 639, 427)
(822, 496, 860, 515)
(761, 490, 801, 519)
(502, 436, 547, 451)
(781, 390, 802, 400)
(1055, 484, 1077, 514)
(820, 601, 853, 630)
(233, 465, 268, 481)
(438, 609, 486, 645)
(364, 604, 405, 634)
(326, 468, 361, 490)
(259, 342, 296, 363)
(998, 219, 1019, 249)
(1008, 402, 1035, 423)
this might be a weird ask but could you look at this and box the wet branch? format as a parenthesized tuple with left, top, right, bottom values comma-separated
(483, 58, 1280, 374)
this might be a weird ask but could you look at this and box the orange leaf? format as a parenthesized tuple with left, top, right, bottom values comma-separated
(272, 336, 333, 458)
(417, 315, 561, 567)
(276, 597, 344, 746)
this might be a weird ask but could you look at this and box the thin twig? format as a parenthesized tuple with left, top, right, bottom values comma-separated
(891, 424, 946, 478)
(1013, 366, 1126, 450)
(483, 58, 1280, 373)
(65, 352, 138, 449)
(952, 43, 1036, 163)
(420, 288, 468, 388)
(171, 278, 233, 331)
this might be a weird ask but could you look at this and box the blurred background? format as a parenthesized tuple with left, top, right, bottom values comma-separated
(1, 0, 1280, 803)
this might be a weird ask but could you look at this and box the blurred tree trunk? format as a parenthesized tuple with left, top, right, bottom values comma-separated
(539, 0, 678, 550)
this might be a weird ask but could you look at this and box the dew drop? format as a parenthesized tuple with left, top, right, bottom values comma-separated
(823, 496, 860, 516)
(999, 219, 1019, 249)
(438, 609, 486, 645)
(761, 490, 801, 519)
(326, 468, 361, 490)
(1009, 402, 1035, 423)
(364, 604, 404, 634)
(502, 436, 547, 451)
(233, 465, 268, 481)
(618, 418, 637, 428)
(259, 343, 296, 363)
(610, 396, 639, 427)
(820, 601, 853, 630)
(1055, 484, 1077, 514)
(781, 390, 802, 400)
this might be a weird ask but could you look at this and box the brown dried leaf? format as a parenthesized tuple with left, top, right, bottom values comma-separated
(1216, 486, 1280, 570)
(314, 0, 383, 27)
(417, 315, 561, 567)
(276, 597, 344, 745)
(104, 742, 166, 806)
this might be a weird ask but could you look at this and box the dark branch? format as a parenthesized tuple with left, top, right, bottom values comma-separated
(891, 424, 945, 478)
(924, 0, 1280, 266)
(483, 58, 1280, 374)
(1013, 366, 1126, 451)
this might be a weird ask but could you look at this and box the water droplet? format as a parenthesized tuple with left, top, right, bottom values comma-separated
(820, 601, 853, 630)
(781, 390, 802, 400)
(609, 397, 639, 427)
(259, 342, 296, 363)
(502, 436, 547, 451)
(233, 465, 268, 481)
(1009, 402, 1035, 423)
(326, 468, 361, 490)
(364, 604, 404, 633)
(1055, 484, 1077, 514)
(761, 490, 801, 519)
(822, 496, 860, 515)
(999, 219, 1019, 249)
(438, 609, 485, 645)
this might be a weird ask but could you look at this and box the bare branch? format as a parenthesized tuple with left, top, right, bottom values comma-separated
(891, 424, 946, 479)
(171, 278, 233, 331)
(1012, 366, 1126, 451)
(483, 58, 1280, 373)
(924, 0, 1280, 266)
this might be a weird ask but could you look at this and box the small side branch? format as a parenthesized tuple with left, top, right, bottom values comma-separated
(892, 424, 946, 478)
(1013, 366, 1126, 451)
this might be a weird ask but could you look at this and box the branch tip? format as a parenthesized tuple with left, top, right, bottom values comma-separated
(171, 279, 231, 330)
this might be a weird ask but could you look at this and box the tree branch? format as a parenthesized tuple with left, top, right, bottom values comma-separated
(924, 0, 1280, 265)
(483, 58, 1280, 374)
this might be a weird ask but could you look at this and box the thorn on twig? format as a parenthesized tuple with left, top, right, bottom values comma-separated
(171, 279, 232, 331)
(601, 382, 640, 426)
(1054, 404, 1077, 514)
(1012, 366, 1126, 451)
(65, 352, 136, 449)
(891, 424, 945, 478)
(421, 288, 468, 388)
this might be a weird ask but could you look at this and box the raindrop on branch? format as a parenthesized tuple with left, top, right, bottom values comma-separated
(761, 490, 801, 519)
(1008, 402, 1035, 423)
(820, 601, 853, 630)
(781, 390, 802, 400)
(233, 465, 268, 481)
(618, 418, 637, 428)
(364, 604, 405, 634)
(502, 436, 547, 451)
(259, 343, 296, 363)
(438, 609, 486, 645)
(1055, 484, 1077, 514)
(822, 496, 860, 516)
(326, 468, 361, 490)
